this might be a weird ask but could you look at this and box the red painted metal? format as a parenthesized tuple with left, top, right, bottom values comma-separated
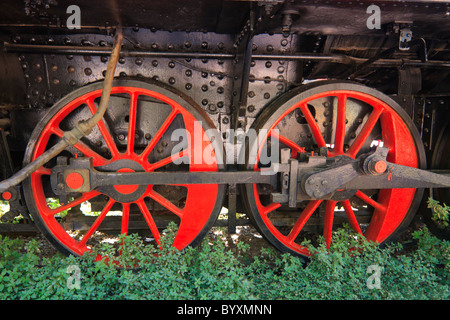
(65, 172, 84, 190)
(252, 90, 419, 256)
(28, 86, 220, 256)
(2, 191, 11, 200)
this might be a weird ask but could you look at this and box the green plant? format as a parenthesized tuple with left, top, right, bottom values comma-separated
(0, 223, 449, 300)
(427, 197, 450, 228)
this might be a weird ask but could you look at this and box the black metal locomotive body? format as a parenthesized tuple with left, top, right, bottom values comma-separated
(0, 0, 449, 258)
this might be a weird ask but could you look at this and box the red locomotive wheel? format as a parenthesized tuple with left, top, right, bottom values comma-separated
(242, 81, 425, 258)
(23, 79, 225, 257)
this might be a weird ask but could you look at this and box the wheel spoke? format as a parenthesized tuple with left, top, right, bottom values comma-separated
(35, 166, 52, 175)
(323, 200, 337, 249)
(121, 203, 130, 235)
(270, 129, 305, 158)
(334, 94, 347, 155)
(136, 199, 161, 244)
(148, 150, 188, 171)
(140, 109, 178, 160)
(341, 199, 363, 235)
(347, 108, 383, 158)
(47, 190, 100, 216)
(261, 202, 282, 216)
(86, 97, 120, 158)
(355, 190, 385, 212)
(48, 126, 109, 164)
(286, 200, 322, 244)
(126, 92, 139, 155)
(78, 198, 115, 247)
(146, 188, 184, 218)
(298, 103, 327, 148)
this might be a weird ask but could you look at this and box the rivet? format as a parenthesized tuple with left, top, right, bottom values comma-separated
(152, 60, 158, 67)
(202, 99, 208, 105)
(135, 58, 143, 65)
(185, 69, 192, 77)
(101, 56, 108, 63)
(169, 77, 176, 84)
(67, 66, 75, 73)
(168, 61, 175, 68)
(264, 92, 270, 99)
(119, 57, 125, 64)
(217, 101, 224, 108)
(185, 83, 192, 90)
(248, 91, 255, 98)
(265, 61, 272, 68)
(201, 84, 208, 92)
(69, 80, 76, 86)
(184, 41, 192, 48)
(84, 68, 92, 76)
(217, 86, 224, 94)
(247, 105, 255, 112)
(201, 41, 208, 48)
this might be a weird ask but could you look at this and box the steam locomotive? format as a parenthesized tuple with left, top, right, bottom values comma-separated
(0, 0, 448, 258)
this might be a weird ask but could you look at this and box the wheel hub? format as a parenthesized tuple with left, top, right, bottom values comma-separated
(96, 159, 148, 203)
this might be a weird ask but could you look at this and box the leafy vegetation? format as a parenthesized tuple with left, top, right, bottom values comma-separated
(0, 222, 449, 300)
(428, 197, 450, 229)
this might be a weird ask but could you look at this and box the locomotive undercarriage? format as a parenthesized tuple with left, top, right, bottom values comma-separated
(0, 0, 449, 258)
